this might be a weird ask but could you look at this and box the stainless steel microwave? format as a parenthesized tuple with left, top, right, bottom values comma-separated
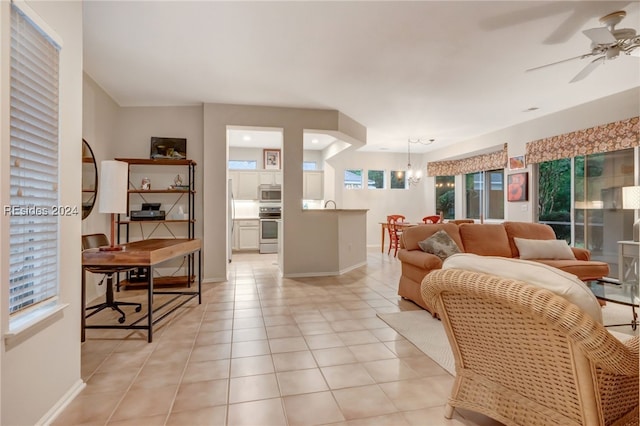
(259, 184, 281, 202)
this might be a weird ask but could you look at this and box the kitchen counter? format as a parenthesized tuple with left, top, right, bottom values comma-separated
(303, 209, 368, 212)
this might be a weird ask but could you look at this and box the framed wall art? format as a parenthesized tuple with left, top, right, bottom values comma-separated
(263, 149, 281, 170)
(150, 137, 187, 160)
(507, 172, 528, 202)
(509, 155, 526, 170)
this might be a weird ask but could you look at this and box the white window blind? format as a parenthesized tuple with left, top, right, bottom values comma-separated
(9, 3, 60, 314)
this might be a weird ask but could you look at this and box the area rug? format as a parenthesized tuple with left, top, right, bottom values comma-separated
(377, 302, 637, 378)
(377, 310, 455, 375)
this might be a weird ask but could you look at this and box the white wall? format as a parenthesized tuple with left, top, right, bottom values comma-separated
(326, 150, 431, 248)
(111, 106, 205, 242)
(203, 103, 366, 279)
(0, 1, 84, 425)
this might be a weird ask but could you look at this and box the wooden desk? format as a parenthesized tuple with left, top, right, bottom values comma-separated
(82, 238, 202, 342)
(380, 222, 415, 253)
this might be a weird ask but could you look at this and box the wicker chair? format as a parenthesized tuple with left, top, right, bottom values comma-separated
(421, 268, 639, 426)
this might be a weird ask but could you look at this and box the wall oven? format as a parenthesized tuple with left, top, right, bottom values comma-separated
(259, 206, 281, 254)
(259, 184, 281, 203)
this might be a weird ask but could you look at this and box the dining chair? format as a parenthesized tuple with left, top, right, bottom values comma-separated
(82, 233, 142, 324)
(422, 215, 442, 224)
(386, 214, 405, 257)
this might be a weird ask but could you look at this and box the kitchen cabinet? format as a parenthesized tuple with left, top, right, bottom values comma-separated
(303, 171, 324, 200)
(233, 219, 259, 251)
(230, 170, 259, 200)
(259, 170, 282, 185)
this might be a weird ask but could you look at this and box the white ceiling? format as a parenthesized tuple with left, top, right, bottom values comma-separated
(83, 1, 640, 154)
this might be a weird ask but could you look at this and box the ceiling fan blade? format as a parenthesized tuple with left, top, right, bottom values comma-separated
(526, 53, 594, 72)
(569, 56, 605, 83)
(583, 27, 617, 44)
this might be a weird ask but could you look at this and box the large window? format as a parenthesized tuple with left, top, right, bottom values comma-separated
(9, 4, 61, 315)
(344, 169, 363, 189)
(465, 169, 504, 220)
(368, 170, 384, 189)
(537, 149, 636, 279)
(228, 160, 257, 170)
(435, 176, 455, 219)
(390, 171, 406, 189)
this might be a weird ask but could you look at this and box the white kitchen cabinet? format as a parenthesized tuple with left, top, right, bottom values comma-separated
(230, 171, 260, 200)
(259, 170, 282, 185)
(303, 171, 324, 200)
(233, 219, 259, 251)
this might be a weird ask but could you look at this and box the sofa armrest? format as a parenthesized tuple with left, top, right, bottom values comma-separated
(571, 247, 591, 261)
(398, 249, 443, 270)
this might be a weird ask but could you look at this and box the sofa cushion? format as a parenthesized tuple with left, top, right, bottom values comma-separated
(458, 224, 512, 257)
(514, 237, 576, 260)
(418, 230, 462, 260)
(534, 259, 609, 282)
(503, 221, 556, 258)
(400, 223, 464, 252)
(442, 253, 603, 323)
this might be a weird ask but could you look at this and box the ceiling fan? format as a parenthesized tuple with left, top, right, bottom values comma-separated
(527, 10, 640, 83)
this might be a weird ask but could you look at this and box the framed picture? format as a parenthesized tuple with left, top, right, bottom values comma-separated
(509, 155, 526, 170)
(263, 149, 281, 170)
(150, 137, 187, 160)
(507, 172, 528, 202)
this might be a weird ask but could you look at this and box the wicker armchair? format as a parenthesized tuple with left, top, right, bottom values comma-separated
(421, 268, 639, 426)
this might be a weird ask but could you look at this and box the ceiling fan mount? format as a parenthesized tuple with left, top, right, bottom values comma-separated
(527, 10, 639, 82)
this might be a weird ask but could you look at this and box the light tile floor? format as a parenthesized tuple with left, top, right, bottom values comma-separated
(55, 250, 504, 426)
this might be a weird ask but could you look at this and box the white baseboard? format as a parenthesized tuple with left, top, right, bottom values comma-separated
(38, 379, 85, 425)
(283, 261, 367, 278)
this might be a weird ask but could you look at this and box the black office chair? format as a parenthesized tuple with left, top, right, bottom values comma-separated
(82, 234, 142, 323)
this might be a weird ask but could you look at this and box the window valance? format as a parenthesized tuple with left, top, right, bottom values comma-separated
(427, 143, 507, 177)
(526, 116, 639, 164)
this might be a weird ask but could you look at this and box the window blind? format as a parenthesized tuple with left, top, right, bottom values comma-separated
(9, 3, 60, 314)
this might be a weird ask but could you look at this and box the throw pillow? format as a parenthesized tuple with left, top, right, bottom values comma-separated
(418, 230, 462, 260)
(514, 237, 576, 260)
(442, 253, 602, 323)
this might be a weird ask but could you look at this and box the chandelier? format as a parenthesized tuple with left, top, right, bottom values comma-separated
(405, 138, 434, 186)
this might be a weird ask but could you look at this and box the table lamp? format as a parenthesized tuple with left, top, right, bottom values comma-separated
(98, 160, 128, 251)
(622, 185, 640, 242)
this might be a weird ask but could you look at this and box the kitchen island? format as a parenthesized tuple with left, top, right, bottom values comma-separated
(280, 208, 368, 277)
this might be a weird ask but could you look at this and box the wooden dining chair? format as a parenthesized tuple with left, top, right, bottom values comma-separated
(386, 215, 405, 257)
(422, 215, 442, 224)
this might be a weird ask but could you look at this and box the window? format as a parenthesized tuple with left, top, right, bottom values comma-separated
(390, 171, 406, 189)
(465, 169, 504, 220)
(303, 161, 317, 171)
(229, 160, 257, 170)
(367, 170, 384, 189)
(435, 176, 455, 219)
(344, 169, 363, 189)
(8, 4, 61, 315)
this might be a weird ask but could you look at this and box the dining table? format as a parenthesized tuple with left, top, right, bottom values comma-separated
(379, 221, 416, 253)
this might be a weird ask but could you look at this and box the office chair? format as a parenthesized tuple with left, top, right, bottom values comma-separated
(82, 233, 142, 323)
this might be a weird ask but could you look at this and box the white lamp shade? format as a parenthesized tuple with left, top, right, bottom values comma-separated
(622, 186, 640, 209)
(98, 160, 128, 214)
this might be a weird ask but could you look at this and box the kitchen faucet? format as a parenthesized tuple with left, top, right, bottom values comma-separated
(324, 200, 336, 209)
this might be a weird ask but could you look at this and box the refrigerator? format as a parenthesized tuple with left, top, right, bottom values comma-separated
(228, 179, 234, 263)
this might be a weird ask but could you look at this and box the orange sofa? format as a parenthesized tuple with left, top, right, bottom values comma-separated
(397, 221, 610, 313)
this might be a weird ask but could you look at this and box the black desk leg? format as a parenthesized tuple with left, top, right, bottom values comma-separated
(148, 268, 154, 343)
(198, 249, 202, 304)
(81, 267, 86, 342)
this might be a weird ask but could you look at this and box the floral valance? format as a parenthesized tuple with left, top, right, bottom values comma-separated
(526, 116, 639, 164)
(427, 143, 507, 177)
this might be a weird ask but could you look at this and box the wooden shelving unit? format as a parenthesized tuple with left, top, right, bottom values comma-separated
(115, 158, 197, 289)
